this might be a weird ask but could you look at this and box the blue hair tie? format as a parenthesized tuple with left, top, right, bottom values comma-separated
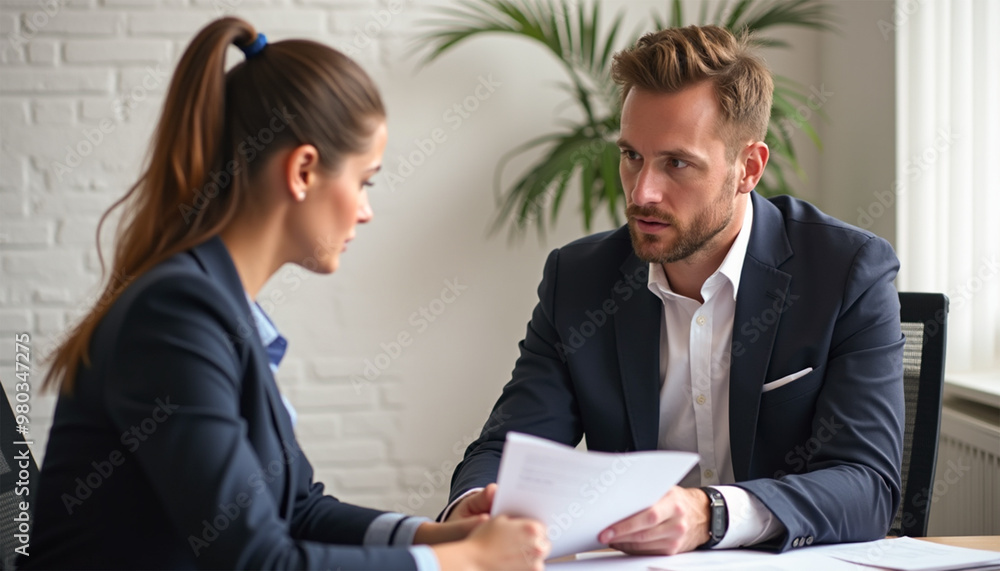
(240, 33, 267, 59)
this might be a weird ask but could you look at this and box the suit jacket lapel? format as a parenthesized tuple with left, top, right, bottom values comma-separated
(614, 254, 662, 451)
(729, 193, 793, 480)
(190, 236, 298, 518)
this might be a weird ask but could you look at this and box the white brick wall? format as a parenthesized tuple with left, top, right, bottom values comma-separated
(0, 0, 883, 524)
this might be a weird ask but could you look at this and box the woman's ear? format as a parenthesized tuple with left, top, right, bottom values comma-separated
(284, 144, 321, 202)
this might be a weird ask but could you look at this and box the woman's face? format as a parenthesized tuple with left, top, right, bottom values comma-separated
(295, 121, 388, 274)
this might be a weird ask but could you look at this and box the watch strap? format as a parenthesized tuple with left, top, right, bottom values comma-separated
(699, 486, 729, 549)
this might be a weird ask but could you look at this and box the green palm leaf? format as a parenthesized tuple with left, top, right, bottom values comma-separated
(417, 0, 836, 240)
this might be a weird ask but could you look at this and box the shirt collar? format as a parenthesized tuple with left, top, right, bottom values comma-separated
(246, 293, 288, 373)
(647, 195, 754, 302)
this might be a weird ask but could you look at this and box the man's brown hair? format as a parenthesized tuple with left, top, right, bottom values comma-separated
(612, 25, 773, 158)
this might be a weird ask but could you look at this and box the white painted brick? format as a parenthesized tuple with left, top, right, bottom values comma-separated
(0, 193, 28, 217)
(27, 39, 59, 64)
(0, 100, 30, 127)
(0, 13, 19, 35)
(334, 467, 397, 491)
(287, 383, 377, 410)
(191, 0, 272, 11)
(311, 357, 361, 379)
(0, 154, 27, 192)
(2, 250, 86, 280)
(65, 39, 170, 63)
(233, 10, 326, 33)
(293, 412, 340, 439)
(80, 97, 118, 121)
(0, 69, 113, 93)
(128, 11, 215, 35)
(0, 219, 53, 246)
(102, 0, 163, 7)
(30, 12, 122, 35)
(304, 439, 386, 464)
(34, 308, 64, 334)
(33, 286, 74, 304)
(119, 63, 171, 94)
(0, 309, 31, 332)
(2, 286, 33, 307)
(33, 100, 74, 124)
(31, 193, 114, 218)
(340, 410, 399, 439)
(379, 380, 406, 408)
(56, 216, 98, 245)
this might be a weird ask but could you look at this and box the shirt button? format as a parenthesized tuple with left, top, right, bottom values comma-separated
(703, 469, 714, 479)
(805, 536, 814, 545)
(696, 315, 707, 326)
(696, 394, 707, 405)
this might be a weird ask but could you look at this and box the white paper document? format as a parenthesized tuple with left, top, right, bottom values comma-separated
(490, 432, 699, 559)
(818, 537, 1000, 571)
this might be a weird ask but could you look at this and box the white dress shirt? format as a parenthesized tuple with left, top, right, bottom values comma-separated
(646, 197, 783, 548)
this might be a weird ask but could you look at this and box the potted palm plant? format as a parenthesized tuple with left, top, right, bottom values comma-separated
(418, 0, 837, 240)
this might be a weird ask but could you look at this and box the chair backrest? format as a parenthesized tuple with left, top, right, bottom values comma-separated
(890, 292, 949, 537)
(1, 383, 40, 569)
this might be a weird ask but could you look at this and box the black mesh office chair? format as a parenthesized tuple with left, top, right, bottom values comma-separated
(890, 292, 949, 537)
(1, 383, 40, 569)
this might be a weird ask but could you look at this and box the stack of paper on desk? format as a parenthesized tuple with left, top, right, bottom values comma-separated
(490, 432, 700, 559)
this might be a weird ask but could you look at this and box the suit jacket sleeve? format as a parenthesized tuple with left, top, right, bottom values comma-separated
(106, 274, 417, 570)
(736, 236, 905, 550)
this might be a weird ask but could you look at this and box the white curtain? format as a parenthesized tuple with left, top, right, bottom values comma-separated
(896, 0, 1000, 374)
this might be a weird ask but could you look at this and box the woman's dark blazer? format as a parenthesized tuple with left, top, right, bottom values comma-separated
(24, 237, 418, 570)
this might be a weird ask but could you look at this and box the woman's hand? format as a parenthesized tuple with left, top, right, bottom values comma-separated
(433, 515, 550, 571)
(413, 516, 488, 545)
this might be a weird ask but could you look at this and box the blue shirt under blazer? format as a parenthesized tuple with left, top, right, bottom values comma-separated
(25, 237, 418, 570)
(449, 192, 906, 551)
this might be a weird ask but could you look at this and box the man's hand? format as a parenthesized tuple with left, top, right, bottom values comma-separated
(444, 483, 497, 521)
(598, 486, 711, 555)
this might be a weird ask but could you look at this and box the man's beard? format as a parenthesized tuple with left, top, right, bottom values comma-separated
(626, 170, 737, 265)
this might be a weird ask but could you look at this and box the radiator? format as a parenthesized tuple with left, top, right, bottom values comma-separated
(926, 390, 1000, 536)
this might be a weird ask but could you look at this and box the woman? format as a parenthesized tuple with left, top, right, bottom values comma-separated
(23, 17, 548, 570)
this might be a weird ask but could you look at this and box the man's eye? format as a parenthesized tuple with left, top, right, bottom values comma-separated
(670, 158, 690, 169)
(620, 150, 640, 161)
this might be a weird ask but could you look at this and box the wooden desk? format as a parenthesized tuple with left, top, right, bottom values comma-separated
(918, 535, 1000, 552)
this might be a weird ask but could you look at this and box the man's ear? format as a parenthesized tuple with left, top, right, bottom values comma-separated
(284, 144, 321, 202)
(737, 141, 769, 194)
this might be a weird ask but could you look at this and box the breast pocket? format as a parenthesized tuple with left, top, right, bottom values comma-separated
(759, 365, 824, 408)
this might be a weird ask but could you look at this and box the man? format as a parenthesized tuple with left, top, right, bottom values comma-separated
(443, 25, 905, 555)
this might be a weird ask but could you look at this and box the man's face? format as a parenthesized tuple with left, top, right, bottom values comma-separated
(618, 82, 741, 265)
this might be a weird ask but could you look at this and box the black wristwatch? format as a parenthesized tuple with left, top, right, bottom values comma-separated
(700, 487, 728, 549)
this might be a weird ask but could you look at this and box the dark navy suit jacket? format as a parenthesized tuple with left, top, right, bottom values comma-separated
(449, 192, 905, 551)
(25, 237, 417, 570)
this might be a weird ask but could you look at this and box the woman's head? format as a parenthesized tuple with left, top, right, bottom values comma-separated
(45, 16, 386, 392)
